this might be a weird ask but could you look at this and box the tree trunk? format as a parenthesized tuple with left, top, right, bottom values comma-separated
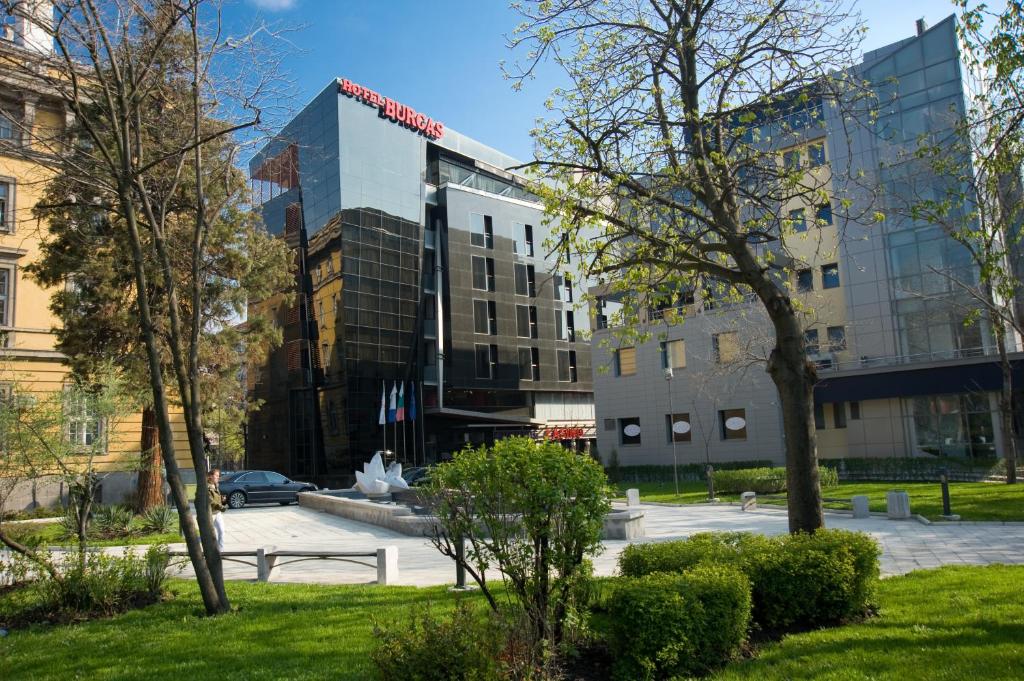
(765, 302, 824, 533)
(996, 332, 1019, 484)
(135, 406, 165, 511)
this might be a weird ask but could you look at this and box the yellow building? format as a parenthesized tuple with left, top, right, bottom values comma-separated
(0, 7, 190, 510)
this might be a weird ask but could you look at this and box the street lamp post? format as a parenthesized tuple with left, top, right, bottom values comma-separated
(665, 367, 679, 497)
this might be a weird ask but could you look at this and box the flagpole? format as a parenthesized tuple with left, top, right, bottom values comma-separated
(411, 381, 417, 467)
(381, 380, 386, 455)
(419, 381, 426, 464)
(392, 381, 397, 461)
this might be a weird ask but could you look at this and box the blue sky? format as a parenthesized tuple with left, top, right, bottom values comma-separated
(222, 0, 965, 162)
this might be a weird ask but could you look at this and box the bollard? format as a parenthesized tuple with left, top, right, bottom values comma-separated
(706, 464, 717, 501)
(939, 468, 960, 520)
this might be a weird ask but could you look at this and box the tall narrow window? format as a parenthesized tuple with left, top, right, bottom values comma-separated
(484, 215, 494, 248)
(563, 274, 573, 302)
(814, 402, 826, 430)
(485, 257, 495, 292)
(488, 344, 498, 378)
(850, 401, 861, 420)
(475, 344, 491, 379)
(804, 329, 820, 355)
(553, 273, 562, 301)
(65, 389, 103, 447)
(796, 268, 814, 292)
(531, 347, 540, 380)
(834, 402, 847, 428)
(615, 347, 637, 376)
(515, 263, 528, 296)
(321, 343, 330, 370)
(473, 300, 488, 334)
(487, 300, 497, 335)
(554, 309, 564, 340)
(516, 305, 530, 338)
(470, 213, 493, 248)
(827, 325, 846, 351)
(569, 350, 577, 382)
(524, 224, 534, 256)
(821, 263, 840, 289)
(808, 141, 826, 167)
(0, 268, 9, 327)
(0, 112, 12, 140)
(526, 265, 536, 297)
(0, 182, 10, 232)
(789, 207, 807, 233)
(518, 347, 533, 380)
(557, 350, 570, 382)
(472, 256, 486, 291)
(566, 311, 575, 342)
(529, 306, 538, 339)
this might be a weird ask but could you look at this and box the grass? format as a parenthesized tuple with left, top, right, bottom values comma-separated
(2, 566, 1021, 680)
(617, 480, 1024, 521)
(713, 565, 1024, 681)
(2, 519, 182, 547)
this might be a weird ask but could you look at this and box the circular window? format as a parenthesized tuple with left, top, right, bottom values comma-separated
(623, 424, 641, 437)
(672, 421, 691, 434)
(725, 416, 746, 431)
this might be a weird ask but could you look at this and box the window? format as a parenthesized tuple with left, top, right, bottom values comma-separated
(619, 417, 641, 446)
(713, 331, 739, 363)
(318, 299, 325, 327)
(808, 142, 826, 167)
(553, 273, 562, 301)
(472, 256, 486, 291)
(526, 265, 536, 296)
(0, 181, 10, 232)
(783, 149, 801, 170)
(850, 401, 861, 420)
(604, 418, 616, 431)
(518, 347, 533, 380)
(555, 309, 564, 340)
(0, 268, 10, 327)
(475, 344, 497, 379)
(557, 349, 571, 382)
(834, 402, 847, 429)
(566, 311, 575, 342)
(563, 274, 573, 302)
(789, 207, 807, 233)
(660, 339, 686, 369)
(487, 301, 497, 334)
(514, 223, 534, 257)
(529, 306, 538, 338)
(569, 350, 577, 382)
(796, 268, 814, 292)
(719, 408, 747, 440)
(516, 305, 530, 338)
(473, 299, 492, 335)
(515, 263, 528, 296)
(485, 258, 495, 291)
(321, 343, 330, 370)
(666, 412, 691, 443)
(816, 202, 833, 226)
(814, 402, 826, 429)
(615, 347, 636, 376)
(315, 264, 322, 283)
(804, 329, 820, 355)
(0, 112, 11, 140)
(827, 325, 846, 351)
(531, 347, 540, 380)
(822, 263, 840, 289)
(470, 213, 493, 248)
(65, 389, 103, 448)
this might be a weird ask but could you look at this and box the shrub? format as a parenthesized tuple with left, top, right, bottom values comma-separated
(140, 505, 176, 534)
(712, 466, 838, 494)
(607, 564, 751, 680)
(92, 504, 135, 538)
(611, 460, 774, 484)
(372, 600, 505, 681)
(617, 529, 880, 633)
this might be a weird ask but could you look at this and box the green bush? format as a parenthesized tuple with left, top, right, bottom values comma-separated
(607, 564, 751, 680)
(140, 505, 176, 534)
(372, 600, 505, 681)
(617, 529, 879, 633)
(92, 504, 135, 538)
(610, 460, 773, 484)
(712, 466, 838, 494)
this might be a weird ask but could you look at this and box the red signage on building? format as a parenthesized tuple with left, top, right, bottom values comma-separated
(544, 427, 586, 441)
(339, 78, 445, 140)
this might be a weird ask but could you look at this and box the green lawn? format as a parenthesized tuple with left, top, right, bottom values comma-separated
(618, 480, 1024, 521)
(3, 520, 182, 548)
(2, 566, 1021, 680)
(713, 565, 1024, 681)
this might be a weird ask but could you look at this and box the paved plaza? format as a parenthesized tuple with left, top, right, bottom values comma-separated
(168, 503, 1024, 586)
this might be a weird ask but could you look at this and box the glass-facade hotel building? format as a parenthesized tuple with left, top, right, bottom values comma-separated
(246, 78, 594, 481)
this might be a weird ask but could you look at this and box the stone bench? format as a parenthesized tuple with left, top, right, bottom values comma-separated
(603, 509, 645, 539)
(169, 546, 399, 584)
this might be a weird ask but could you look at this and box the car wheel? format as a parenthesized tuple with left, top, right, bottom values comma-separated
(228, 491, 247, 509)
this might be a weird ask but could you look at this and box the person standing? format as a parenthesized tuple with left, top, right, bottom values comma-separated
(206, 468, 226, 551)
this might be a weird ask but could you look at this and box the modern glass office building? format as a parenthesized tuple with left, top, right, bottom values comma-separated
(591, 16, 1024, 467)
(246, 79, 594, 481)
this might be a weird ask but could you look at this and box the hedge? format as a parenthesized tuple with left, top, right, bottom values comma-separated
(711, 466, 839, 494)
(616, 529, 880, 633)
(607, 564, 751, 680)
(820, 457, 1004, 482)
(607, 460, 773, 484)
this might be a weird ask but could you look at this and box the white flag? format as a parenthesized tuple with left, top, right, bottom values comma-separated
(378, 381, 386, 426)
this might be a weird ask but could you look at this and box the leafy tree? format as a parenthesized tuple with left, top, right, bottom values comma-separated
(1, 0, 286, 614)
(425, 437, 611, 662)
(508, 0, 875, 532)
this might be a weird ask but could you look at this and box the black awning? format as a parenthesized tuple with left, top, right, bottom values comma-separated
(814, 359, 1024, 403)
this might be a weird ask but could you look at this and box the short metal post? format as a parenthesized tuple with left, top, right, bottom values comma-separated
(706, 464, 715, 501)
(455, 534, 467, 589)
(940, 468, 951, 517)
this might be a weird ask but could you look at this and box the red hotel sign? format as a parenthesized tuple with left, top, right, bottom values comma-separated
(339, 78, 445, 140)
(544, 427, 586, 440)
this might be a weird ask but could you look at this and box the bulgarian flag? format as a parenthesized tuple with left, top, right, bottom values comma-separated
(387, 382, 397, 423)
(396, 382, 406, 422)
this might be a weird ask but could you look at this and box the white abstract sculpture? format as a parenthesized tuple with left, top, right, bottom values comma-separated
(354, 453, 410, 494)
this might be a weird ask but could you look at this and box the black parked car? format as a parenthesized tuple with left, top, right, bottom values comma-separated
(218, 470, 317, 509)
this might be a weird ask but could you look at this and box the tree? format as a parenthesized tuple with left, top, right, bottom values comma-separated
(0, 367, 134, 578)
(426, 437, 610, 663)
(0, 0, 285, 614)
(508, 0, 874, 532)
(889, 2, 1024, 483)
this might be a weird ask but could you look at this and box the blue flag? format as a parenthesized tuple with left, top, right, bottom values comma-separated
(408, 381, 417, 421)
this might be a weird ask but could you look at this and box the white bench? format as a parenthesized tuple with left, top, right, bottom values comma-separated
(169, 545, 399, 584)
